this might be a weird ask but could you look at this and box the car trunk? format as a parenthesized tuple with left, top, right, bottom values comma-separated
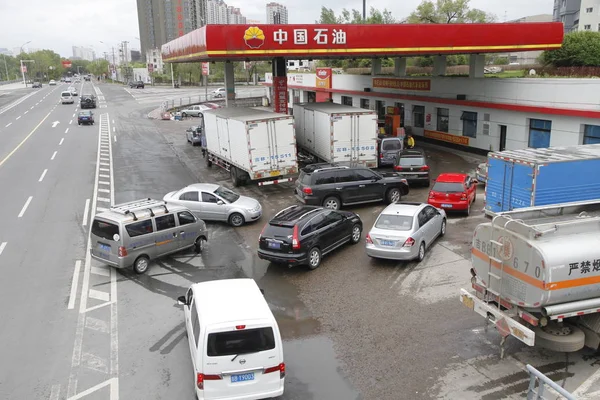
(90, 218, 121, 263)
(369, 229, 410, 248)
(294, 171, 312, 199)
(259, 224, 294, 253)
(430, 182, 465, 202)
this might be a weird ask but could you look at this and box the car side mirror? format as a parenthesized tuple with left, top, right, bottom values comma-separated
(217, 200, 224, 205)
(177, 295, 187, 306)
(471, 178, 478, 184)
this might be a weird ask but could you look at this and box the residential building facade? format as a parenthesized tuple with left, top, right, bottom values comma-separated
(578, 0, 600, 31)
(266, 2, 288, 24)
(72, 46, 96, 62)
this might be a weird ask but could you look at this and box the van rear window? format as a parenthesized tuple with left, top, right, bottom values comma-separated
(92, 219, 120, 240)
(207, 327, 275, 357)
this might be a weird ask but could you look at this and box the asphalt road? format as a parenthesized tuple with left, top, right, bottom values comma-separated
(2, 82, 600, 400)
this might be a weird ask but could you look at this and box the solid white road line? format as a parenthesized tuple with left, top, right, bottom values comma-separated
(65, 128, 69, 134)
(0, 242, 6, 256)
(51, 151, 57, 160)
(82, 199, 90, 226)
(5, 123, 11, 127)
(0, 110, 54, 169)
(16, 116, 21, 120)
(108, 115, 119, 379)
(68, 261, 82, 310)
(49, 384, 60, 400)
(39, 169, 48, 182)
(59, 138, 64, 145)
(18, 196, 33, 218)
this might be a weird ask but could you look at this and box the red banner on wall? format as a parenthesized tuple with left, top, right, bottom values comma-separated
(315, 67, 332, 102)
(273, 76, 288, 114)
(373, 78, 431, 91)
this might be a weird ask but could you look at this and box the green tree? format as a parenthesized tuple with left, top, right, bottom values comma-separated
(407, 0, 496, 23)
(541, 31, 600, 67)
(89, 59, 110, 76)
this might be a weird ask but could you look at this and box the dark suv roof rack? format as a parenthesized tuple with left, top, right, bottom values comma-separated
(302, 162, 349, 173)
(271, 206, 323, 226)
(110, 198, 169, 221)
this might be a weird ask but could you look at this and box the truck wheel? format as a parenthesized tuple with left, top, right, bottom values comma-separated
(230, 167, 241, 187)
(533, 324, 585, 352)
(206, 155, 212, 168)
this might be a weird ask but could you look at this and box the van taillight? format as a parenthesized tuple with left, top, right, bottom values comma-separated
(197, 373, 222, 389)
(292, 225, 300, 250)
(403, 237, 415, 247)
(302, 187, 313, 195)
(264, 363, 286, 379)
(379, 153, 383, 159)
(118, 246, 127, 257)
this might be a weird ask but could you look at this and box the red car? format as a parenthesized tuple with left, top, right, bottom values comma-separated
(427, 173, 478, 215)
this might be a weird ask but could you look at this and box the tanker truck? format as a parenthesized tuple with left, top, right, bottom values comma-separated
(460, 199, 600, 357)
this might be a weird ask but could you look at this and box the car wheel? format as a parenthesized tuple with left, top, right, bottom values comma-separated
(194, 237, 206, 254)
(181, 112, 187, 117)
(78, 122, 81, 125)
(206, 155, 212, 168)
(133, 256, 150, 274)
(228, 212, 245, 227)
(417, 242, 426, 262)
(424, 180, 431, 188)
(350, 224, 362, 244)
(386, 188, 401, 204)
(440, 219, 446, 236)
(323, 196, 340, 210)
(307, 247, 322, 270)
(465, 201, 471, 216)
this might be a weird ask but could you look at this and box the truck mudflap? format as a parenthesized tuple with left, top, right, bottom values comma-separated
(460, 288, 535, 347)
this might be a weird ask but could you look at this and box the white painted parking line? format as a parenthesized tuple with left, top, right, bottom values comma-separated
(99, 174, 110, 178)
(59, 138, 64, 146)
(100, 162, 109, 166)
(98, 188, 110, 193)
(89, 289, 110, 302)
(0, 242, 6, 256)
(68, 261, 82, 310)
(82, 199, 90, 226)
(99, 181, 110, 185)
(39, 169, 48, 182)
(91, 266, 111, 277)
(49, 384, 60, 400)
(18, 196, 33, 218)
(65, 128, 69, 134)
(51, 151, 57, 160)
(5, 123, 11, 127)
(97, 197, 111, 203)
(100, 167, 109, 172)
(16, 115, 21, 120)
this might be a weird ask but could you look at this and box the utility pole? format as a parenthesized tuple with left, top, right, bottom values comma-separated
(2, 54, 8, 81)
(362, 0, 366, 22)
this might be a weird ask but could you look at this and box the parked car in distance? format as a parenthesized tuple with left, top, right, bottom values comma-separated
(129, 80, 145, 88)
(258, 205, 363, 270)
(212, 87, 226, 98)
(177, 279, 285, 400)
(80, 94, 97, 109)
(180, 104, 213, 117)
(65, 77, 71, 83)
(427, 173, 478, 215)
(476, 162, 488, 185)
(393, 149, 430, 186)
(61, 91, 74, 104)
(32, 81, 42, 88)
(366, 202, 446, 262)
(68, 86, 78, 96)
(90, 199, 208, 274)
(49, 79, 56, 86)
(163, 183, 262, 227)
(185, 125, 203, 146)
(377, 136, 403, 168)
(295, 163, 409, 210)
(77, 110, 94, 125)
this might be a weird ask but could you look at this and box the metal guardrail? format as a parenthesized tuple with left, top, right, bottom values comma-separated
(527, 365, 576, 400)
(160, 87, 266, 112)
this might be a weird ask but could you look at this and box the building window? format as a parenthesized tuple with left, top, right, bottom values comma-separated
(529, 119, 552, 148)
(461, 111, 478, 138)
(584, 24, 591, 30)
(360, 98, 370, 110)
(586, 7, 593, 13)
(412, 105, 425, 128)
(375, 100, 386, 120)
(583, 125, 600, 144)
(436, 108, 449, 132)
(341, 96, 353, 106)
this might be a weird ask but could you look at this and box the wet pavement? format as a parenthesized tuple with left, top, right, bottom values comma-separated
(101, 83, 600, 400)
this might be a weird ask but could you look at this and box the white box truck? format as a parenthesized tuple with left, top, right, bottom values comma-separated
(203, 107, 298, 187)
(293, 103, 378, 168)
(460, 200, 600, 357)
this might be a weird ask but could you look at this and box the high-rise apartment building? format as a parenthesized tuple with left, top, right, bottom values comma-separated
(266, 2, 288, 24)
(72, 46, 96, 61)
(136, 0, 194, 61)
(205, 0, 247, 24)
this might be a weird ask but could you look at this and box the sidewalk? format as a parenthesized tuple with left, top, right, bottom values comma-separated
(0, 81, 30, 91)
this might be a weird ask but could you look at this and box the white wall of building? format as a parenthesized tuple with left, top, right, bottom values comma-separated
(579, 0, 600, 31)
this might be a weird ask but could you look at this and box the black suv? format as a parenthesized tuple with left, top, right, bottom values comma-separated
(258, 205, 362, 270)
(393, 149, 430, 186)
(32, 82, 42, 88)
(129, 80, 145, 88)
(295, 163, 409, 210)
(80, 94, 97, 109)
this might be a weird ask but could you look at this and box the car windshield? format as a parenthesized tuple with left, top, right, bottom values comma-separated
(399, 157, 425, 166)
(206, 327, 275, 357)
(214, 186, 240, 203)
(382, 140, 402, 151)
(79, 112, 91, 116)
(432, 182, 464, 193)
(375, 214, 413, 231)
(62, 93, 71, 97)
(298, 170, 311, 185)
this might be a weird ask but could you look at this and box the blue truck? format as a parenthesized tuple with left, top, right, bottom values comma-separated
(485, 144, 600, 215)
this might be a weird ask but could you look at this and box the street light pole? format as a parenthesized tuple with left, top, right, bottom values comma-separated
(20, 60, 35, 87)
(19, 40, 31, 85)
(363, 0, 366, 22)
(2, 54, 9, 81)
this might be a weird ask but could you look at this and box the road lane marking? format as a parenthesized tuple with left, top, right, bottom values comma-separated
(0, 242, 6, 256)
(65, 128, 69, 134)
(16, 115, 21, 120)
(49, 384, 60, 400)
(82, 199, 90, 226)
(0, 109, 54, 169)
(59, 138, 64, 145)
(98, 188, 110, 193)
(91, 266, 111, 277)
(68, 261, 82, 310)
(39, 169, 48, 182)
(89, 289, 110, 302)
(18, 196, 33, 218)
(5, 122, 11, 127)
(112, 127, 115, 132)
(114, 135, 117, 142)
(99, 181, 110, 185)
(69, 120, 72, 124)
(99, 174, 109, 179)
(97, 197, 110, 202)
(31, 106, 34, 109)
(73, 113, 76, 118)
(24, 110, 28, 114)
(107, 115, 119, 379)
(51, 151, 57, 160)
(100, 167, 109, 172)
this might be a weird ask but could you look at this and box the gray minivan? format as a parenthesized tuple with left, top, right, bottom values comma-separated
(90, 199, 209, 274)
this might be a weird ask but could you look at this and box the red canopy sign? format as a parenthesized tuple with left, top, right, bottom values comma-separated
(62, 60, 72, 68)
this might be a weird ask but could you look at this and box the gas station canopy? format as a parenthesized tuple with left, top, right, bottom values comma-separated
(161, 23, 564, 63)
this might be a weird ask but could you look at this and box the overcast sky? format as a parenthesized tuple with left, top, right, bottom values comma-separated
(0, 0, 554, 58)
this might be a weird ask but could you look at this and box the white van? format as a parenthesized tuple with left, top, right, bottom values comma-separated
(178, 279, 285, 400)
(61, 91, 74, 104)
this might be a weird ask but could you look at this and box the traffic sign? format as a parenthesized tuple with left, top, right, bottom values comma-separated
(202, 62, 210, 76)
(21, 65, 27, 73)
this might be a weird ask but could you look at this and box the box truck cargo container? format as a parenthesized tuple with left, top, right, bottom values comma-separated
(293, 103, 378, 168)
(461, 200, 600, 356)
(485, 144, 600, 215)
(203, 107, 298, 187)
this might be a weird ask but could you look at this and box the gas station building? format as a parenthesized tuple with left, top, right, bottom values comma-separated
(162, 23, 600, 153)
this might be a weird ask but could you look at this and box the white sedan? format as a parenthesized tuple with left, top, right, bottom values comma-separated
(49, 80, 57, 86)
(68, 86, 78, 96)
(211, 87, 226, 98)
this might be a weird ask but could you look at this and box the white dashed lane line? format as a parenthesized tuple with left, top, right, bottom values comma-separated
(65, 128, 69, 134)
(24, 111, 28, 114)
(59, 138, 64, 146)
(5, 123, 11, 127)
(69, 120, 72, 125)
(39, 169, 47, 182)
(18, 196, 33, 218)
(51, 151, 57, 160)
(16, 116, 21, 120)
(0, 242, 6, 256)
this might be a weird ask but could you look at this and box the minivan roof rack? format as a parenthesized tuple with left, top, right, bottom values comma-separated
(110, 198, 169, 221)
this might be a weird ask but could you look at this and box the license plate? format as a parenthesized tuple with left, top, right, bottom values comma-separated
(441, 204, 453, 208)
(380, 240, 396, 246)
(231, 372, 254, 383)
(461, 294, 475, 310)
(98, 243, 111, 252)
(406, 175, 419, 179)
(270, 170, 280, 177)
(268, 241, 281, 249)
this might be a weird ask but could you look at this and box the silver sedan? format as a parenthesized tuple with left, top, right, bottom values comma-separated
(366, 202, 446, 262)
(163, 183, 262, 227)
